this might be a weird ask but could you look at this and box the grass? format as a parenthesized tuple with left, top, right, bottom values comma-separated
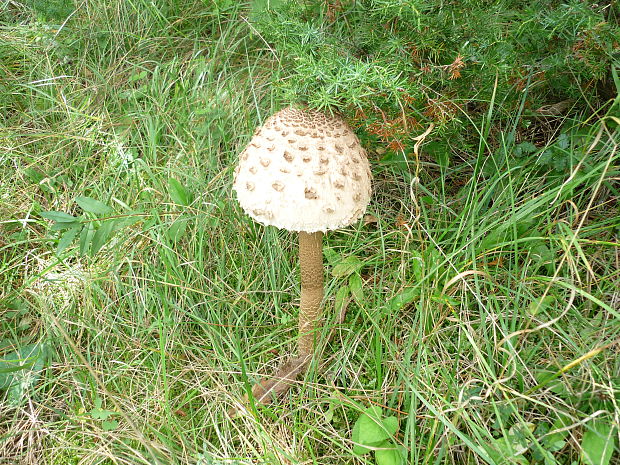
(1, 1, 619, 464)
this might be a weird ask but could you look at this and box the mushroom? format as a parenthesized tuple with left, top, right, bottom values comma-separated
(232, 107, 372, 404)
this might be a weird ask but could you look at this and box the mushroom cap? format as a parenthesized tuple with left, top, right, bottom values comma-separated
(233, 107, 372, 233)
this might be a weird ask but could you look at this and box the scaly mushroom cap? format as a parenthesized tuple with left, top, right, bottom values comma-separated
(233, 107, 372, 232)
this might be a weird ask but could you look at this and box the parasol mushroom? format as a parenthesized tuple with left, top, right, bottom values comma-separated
(232, 106, 372, 405)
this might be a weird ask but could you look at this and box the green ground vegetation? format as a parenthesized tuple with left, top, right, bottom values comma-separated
(1, 1, 619, 464)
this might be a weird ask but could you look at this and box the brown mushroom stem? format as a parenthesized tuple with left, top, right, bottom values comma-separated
(298, 231, 324, 358)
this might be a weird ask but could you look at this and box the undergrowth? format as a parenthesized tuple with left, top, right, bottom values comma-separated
(1, 1, 619, 464)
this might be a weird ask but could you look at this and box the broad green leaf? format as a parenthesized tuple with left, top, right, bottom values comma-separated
(167, 218, 188, 242)
(0, 362, 34, 377)
(50, 220, 80, 231)
(91, 221, 114, 256)
(168, 178, 192, 206)
(112, 214, 142, 231)
(79, 222, 95, 255)
(0, 343, 44, 385)
(352, 425, 373, 455)
(352, 406, 381, 455)
(376, 445, 403, 465)
(41, 211, 77, 223)
(57, 225, 81, 254)
(102, 420, 119, 431)
(90, 397, 118, 424)
(334, 285, 350, 316)
(388, 287, 419, 311)
(352, 406, 397, 455)
(332, 256, 363, 278)
(0, 343, 49, 406)
(349, 273, 364, 304)
(507, 422, 535, 453)
(382, 416, 399, 437)
(581, 420, 616, 465)
(543, 413, 571, 450)
(75, 196, 112, 215)
(323, 247, 339, 266)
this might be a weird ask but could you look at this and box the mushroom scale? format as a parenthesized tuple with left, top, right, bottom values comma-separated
(233, 107, 372, 233)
